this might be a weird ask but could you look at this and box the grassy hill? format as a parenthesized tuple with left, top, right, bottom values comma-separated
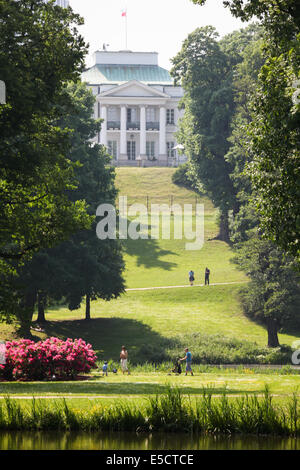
(1, 168, 299, 361)
(115, 167, 247, 288)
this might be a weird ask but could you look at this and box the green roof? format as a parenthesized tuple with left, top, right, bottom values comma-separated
(82, 64, 173, 86)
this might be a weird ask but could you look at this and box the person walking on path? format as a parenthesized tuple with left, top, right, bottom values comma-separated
(189, 270, 195, 286)
(120, 345, 130, 375)
(205, 267, 210, 285)
(180, 348, 194, 376)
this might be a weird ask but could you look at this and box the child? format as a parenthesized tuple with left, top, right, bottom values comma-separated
(102, 361, 108, 376)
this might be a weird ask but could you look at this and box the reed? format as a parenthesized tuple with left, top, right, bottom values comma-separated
(0, 387, 298, 436)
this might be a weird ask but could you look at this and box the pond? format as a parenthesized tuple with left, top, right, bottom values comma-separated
(0, 431, 299, 450)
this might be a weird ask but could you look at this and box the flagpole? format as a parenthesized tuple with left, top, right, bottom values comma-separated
(122, 7, 128, 49)
(125, 11, 127, 49)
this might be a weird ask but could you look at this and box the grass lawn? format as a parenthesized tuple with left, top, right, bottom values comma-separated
(0, 168, 299, 364)
(115, 167, 247, 288)
(28, 285, 299, 362)
(0, 372, 299, 409)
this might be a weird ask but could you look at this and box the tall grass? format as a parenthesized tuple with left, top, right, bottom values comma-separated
(0, 387, 299, 436)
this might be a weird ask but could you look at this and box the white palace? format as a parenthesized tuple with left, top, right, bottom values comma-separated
(82, 50, 186, 166)
(43, 0, 70, 7)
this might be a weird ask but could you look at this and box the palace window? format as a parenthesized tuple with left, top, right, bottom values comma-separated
(146, 107, 156, 122)
(146, 141, 155, 159)
(166, 109, 175, 125)
(127, 141, 136, 160)
(108, 106, 118, 121)
(127, 107, 138, 123)
(167, 142, 175, 158)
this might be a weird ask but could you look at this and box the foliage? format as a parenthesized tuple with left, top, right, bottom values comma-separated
(232, 239, 300, 347)
(171, 26, 236, 216)
(191, 0, 300, 262)
(0, 82, 125, 330)
(0, 337, 97, 381)
(0, 0, 90, 266)
(171, 24, 262, 241)
(33, 82, 125, 317)
(171, 163, 203, 193)
(246, 52, 300, 261)
(136, 332, 293, 365)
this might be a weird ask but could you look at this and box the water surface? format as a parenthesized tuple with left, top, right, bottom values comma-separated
(0, 431, 299, 450)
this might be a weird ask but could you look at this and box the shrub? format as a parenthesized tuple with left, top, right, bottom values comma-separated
(132, 332, 293, 365)
(172, 163, 202, 193)
(0, 337, 97, 381)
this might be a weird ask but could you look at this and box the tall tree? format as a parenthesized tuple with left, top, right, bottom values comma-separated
(190, 0, 300, 263)
(233, 239, 300, 347)
(224, 27, 300, 348)
(0, 0, 90, 267)
(171, 24, 260, 241)
(4, 82, 125, 335)
(49, 82, 125, 320)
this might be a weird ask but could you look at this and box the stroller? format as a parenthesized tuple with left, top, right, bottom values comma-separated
(171, 358, 182, 375)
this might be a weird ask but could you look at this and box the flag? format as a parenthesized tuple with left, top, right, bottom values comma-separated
(121, 9, 127, 17)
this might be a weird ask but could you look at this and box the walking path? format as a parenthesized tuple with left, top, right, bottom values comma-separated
(126, 280, 248, 292)
(0, 393, 297, 400)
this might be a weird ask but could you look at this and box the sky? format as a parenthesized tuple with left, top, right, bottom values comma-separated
(69, 0, 247, 70)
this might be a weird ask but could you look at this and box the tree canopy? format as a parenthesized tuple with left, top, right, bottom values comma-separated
(190, 0, 300, 262)
(0, 0, 90, 266)
(0, 82, 125, 335)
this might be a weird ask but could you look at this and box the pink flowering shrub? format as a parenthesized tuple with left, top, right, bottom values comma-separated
(0, 337, 97, 381)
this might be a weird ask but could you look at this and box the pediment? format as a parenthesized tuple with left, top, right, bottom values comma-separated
(99, 80, 168, 98)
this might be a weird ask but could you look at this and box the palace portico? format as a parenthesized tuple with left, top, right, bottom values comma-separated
(82, 50, 186, 166)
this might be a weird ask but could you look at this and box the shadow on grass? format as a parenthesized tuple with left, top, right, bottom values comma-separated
(0, 380, 260, 396)
(38, 317, 175, 364)
(124, 237, 178, 270)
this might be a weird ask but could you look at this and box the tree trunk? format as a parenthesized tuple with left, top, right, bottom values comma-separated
(37, 292, 47, 323)
(85, 294, 91, 320)
(267, 318, 280, 348)
(218, 210, 230, 243)
(17, 292, 36, 338)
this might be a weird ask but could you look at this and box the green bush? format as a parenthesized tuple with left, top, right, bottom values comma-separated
(172, 163, 203, 193)
(133, 333, 293, 365)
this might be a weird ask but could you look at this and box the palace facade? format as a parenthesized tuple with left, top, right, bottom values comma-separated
(43, 0, 69, 7)
(82, 50, 186, 166)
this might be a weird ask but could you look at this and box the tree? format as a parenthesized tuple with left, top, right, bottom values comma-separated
(171, 25, 260, 241)
(233, 239, 300, 347)
(48, 82, 125, 320)
(0, 0, 90, 267)
(224, 29, 300, 348)
(190, 0, 300, 262)
(225, 32, 265, 243)
(3, 82, 125, 335)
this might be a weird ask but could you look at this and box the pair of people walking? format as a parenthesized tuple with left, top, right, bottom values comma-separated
(188, 267, 210, 286)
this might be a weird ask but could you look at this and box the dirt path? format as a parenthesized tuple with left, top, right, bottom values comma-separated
(126, 281, 248, 292)
(0, 393, 294, 400)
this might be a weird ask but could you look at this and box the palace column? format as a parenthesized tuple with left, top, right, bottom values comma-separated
(139, 105, 147, 164)
(100, 104, 107, 146)
(159, 106, 167, 164)
(119, 105, 127, 160)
